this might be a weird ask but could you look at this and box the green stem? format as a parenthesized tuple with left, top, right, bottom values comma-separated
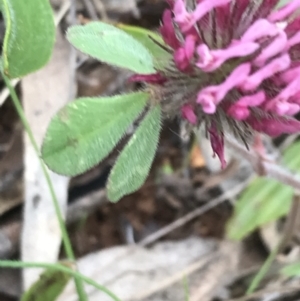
(0, 260, 121, 301)
(246, 242, 280, 294)
(183, 275, 190, 301)
(2, 73, 88, 300)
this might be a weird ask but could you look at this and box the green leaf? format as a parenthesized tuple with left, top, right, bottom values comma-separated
(21, 263, 72, 301)
(67, 21, 155, 74)
(1, 0, 55, 78)
(227, 142, 300, 240)
(107, 105, 161, 202)
(42, 92, 149, 176)
(284, 142, 300, 171)
(227, 178, 292, 240)
(281, 262, 300, 277)
(116, 24, 171, 68)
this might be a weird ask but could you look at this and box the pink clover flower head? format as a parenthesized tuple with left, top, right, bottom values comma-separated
(133, 0, 300, 168)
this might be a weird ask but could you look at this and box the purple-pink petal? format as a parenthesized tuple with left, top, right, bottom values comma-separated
(228, 91, 266, 120)
(174, 35, 196, 71)
(241, 19, 280, 42)
(175, 0, 231, 32)
(197, 41, 259, 71)
(227, 105, 250, 120)
(160, 9, 181, 49)
(181, 104, 197, 124)
(254, 31, 287, 66)
(241, 54, 291, 91)
(268, 0, 300, 22)
(247, 115, 300, 136)
(129, 73, 167, 85)
(209, 125, 226, 169)
(197, 63, 251, 113)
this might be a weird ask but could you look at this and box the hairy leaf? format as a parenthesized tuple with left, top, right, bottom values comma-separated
(107, 105, 161, 202)
(67, 22, 155, 74)
(116, 24, 171, 68)
(42, 92, 149, 176)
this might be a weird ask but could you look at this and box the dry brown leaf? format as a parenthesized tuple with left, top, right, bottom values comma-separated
(58, 237, 218, 301)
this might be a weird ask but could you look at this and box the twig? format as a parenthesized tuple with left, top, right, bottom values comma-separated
(189, 241, 239, 301)
(225, 136, 300, 192)
(0, 189, 108, 259)
(279, 133, 300, 152)
(93, 175, 252, 276)
(66, 189, 107, 224)
(82, 0, 98, 20)
(54, 0, 71, 26)
(92, 0, 109, 20)
(139, 178, 253, 247)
